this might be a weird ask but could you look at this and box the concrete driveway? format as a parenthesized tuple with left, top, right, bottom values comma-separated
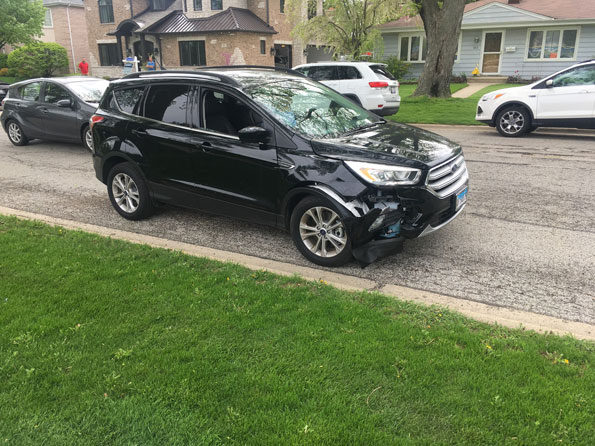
(0, 125, 593, 324)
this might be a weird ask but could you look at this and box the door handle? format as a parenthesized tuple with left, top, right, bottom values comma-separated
(199, 141, 212, 152)
(131, 129, 147, 136)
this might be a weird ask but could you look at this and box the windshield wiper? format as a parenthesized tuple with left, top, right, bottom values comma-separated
(343, 121, 384, 135)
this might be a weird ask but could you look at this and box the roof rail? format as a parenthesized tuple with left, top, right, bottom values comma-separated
(201, 65, 307, 77)
(122, 70, 242, 87)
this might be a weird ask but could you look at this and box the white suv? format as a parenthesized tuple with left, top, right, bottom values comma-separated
(476, 60, 595, 136)
(293, 62, 400, 116)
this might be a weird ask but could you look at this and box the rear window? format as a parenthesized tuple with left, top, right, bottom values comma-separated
(113, 87, 145, 115)
(370, 65, 396, 81)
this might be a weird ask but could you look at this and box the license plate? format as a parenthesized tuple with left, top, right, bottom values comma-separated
(456, 187, 468, 210)
(390, 87, 396, 94)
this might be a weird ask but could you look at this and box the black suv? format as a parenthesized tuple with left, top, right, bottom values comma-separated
(91, 67, 468, 266)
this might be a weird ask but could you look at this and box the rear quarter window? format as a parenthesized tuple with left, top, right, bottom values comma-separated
(113, 87, 145, 115)
(370, 65, 396, 81)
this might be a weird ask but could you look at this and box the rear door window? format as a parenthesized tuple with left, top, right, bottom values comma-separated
(113, 87, 145, 115)
(144, 84, 190, 126)
(19, 82, 42, 101)
(337, 66, 362, 80)
(370, 65, 396, 80)
(310, 66, 338, 81)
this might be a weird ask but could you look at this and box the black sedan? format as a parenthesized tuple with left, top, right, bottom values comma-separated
(1, 77, 109, 151)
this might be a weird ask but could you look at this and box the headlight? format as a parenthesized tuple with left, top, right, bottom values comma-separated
(345, 160, 421, 186)
(482, 92, 506, 101)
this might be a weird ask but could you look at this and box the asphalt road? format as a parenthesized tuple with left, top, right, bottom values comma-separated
(0, 125, 593, 324)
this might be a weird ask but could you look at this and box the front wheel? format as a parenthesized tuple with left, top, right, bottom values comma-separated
(6, 120, 28, 146)
(107, 162, 153, 220)
(496, 106, 531, 137)
(290, 196, 352, 267)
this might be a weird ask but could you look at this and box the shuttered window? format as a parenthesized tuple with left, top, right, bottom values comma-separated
(98, 0, 114, 24)
(179, 41, 206, 66)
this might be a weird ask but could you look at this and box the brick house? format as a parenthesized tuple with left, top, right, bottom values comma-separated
(40, 0, 90, 74)
(83, 0, 329, 77)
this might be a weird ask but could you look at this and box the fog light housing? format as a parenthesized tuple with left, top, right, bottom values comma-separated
(368, 214, 386, 232)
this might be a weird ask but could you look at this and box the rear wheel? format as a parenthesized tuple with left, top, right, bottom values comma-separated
(290, 196, 352, 267)
(6, 120, 28, 146)
(82, 126, 93, 152)
(107, 162, 153, 220)
(496, 106, 531, 137)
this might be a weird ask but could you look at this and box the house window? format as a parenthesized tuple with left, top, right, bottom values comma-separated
(399, 34, 428, 63)
(151, 0, 168, 10)
(260, 39, 266, 55)
(179, 40, 206, 66)
(280, 0, 285, 13)
(527, 28, 578, 60)
(98, 43, 120, 66)
(98, 0, 114, 24)
(211, 0, 222, 10)
(193, 0, 202, 10)
(43, 9, 53, 27)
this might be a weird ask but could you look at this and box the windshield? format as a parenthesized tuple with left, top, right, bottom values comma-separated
(68, 80, 109, 103)
(246, 79, 379, 139)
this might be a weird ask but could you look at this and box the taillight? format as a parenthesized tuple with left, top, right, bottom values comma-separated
(90, 115, 104, 129)
(369, 81, 389, 88)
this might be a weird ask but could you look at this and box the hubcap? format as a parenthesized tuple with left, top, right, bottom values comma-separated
(85, 129, 93, 151)
(8, 123, 21, 143)
(112, 173, 140, 213)
(299, 206, 347, 258)
(500, 111, 525, 134)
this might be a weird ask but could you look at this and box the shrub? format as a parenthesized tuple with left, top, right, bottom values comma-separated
(0, 67, 9, 76)
(7, 42, 69, 78)
(0, 53, 8, 69)
(451, 72, 467, 83)
(382, 56, 410, 80)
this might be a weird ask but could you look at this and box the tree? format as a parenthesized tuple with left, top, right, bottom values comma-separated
(287, 0, 413, 60)
(411, 0, 466, 97)
(8, 42, 69, 78)
(0, 0, 46, 52)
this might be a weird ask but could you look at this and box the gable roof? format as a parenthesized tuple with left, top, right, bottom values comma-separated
(380, 0, 595, 30)
(146, 8, 277, 34)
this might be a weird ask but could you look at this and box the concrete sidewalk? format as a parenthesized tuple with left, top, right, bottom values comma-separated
(451, 83, 498, 98)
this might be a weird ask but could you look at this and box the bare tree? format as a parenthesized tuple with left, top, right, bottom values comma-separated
(411, 0, 466, 97)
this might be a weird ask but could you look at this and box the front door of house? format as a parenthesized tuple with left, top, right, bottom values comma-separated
(481, 32, 503, 74)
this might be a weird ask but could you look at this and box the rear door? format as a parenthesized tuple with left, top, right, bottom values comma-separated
(14, 82, 45, 138)
(309, 65, 340, 91)
(40, 82, 79, 141)
(535, 64, 595, 121)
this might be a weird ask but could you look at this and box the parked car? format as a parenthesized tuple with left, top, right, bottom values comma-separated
(293, 62, 401, 116)
(476, 60, 595, 136)
(91, 68, 467, 266)
(1, 77, 109, 150)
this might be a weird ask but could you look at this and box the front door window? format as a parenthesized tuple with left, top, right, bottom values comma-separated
(482, 32, 503, 74)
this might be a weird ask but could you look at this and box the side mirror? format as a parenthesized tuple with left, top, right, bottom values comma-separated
(57, 99, 72, 108)
(545, 79, 554, 88)
(238, 126, 269, 144)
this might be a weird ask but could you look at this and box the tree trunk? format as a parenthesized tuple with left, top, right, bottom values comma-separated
(412, 0, 466, 98)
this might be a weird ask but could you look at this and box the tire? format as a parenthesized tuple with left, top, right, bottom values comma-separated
(495, 106, 531, 137)
(82, 126, 93, 152)
(6, 120, 28, 146)
(290, 196, 353, 267)
(527, 125, 539, 134)
(107, 162, 153, 220)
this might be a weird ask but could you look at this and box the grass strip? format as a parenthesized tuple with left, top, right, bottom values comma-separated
(393, 84, 523, 126)
(0, 215, 593, 445)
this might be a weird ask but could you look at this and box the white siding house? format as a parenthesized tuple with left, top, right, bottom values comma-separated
(380, 0, 595, 80)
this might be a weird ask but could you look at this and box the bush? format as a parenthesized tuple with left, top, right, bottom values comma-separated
(7, 42, 69, 78)
(0, 67, 9, 76)
(0, 53, 8, 69)
(451, 72, 467, 83)
(382, 56, 410, 80)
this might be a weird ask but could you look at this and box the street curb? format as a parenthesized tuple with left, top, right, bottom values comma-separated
(2, 206, 593, 341)
(417, 123, 595, 136)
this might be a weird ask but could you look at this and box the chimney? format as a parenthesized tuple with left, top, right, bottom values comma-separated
(508, 0, 521, 4)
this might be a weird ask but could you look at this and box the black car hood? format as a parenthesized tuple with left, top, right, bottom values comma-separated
(311, 121, 461, 169)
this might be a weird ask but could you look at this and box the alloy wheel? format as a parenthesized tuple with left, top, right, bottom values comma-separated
(111, 173, 140, 213)
(499, 110, 525, 135)
(8, 122, 21, 143)
(85, 128, 93, 151)
(299, 206, 347, 258)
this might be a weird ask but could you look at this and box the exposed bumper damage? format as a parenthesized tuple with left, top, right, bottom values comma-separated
(312, 177, 468, 267)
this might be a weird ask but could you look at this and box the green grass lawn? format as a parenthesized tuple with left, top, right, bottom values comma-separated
(0, 76, 18, 84)
(393, 83, 524, 125)
(1, 215, 593, 445)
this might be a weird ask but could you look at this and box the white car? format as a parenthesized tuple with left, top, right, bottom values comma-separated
(293, 62, 401, 116)
(476, 60, 595, 136)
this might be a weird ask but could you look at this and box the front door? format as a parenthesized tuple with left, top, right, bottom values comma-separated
(40, 82, 78, 141)
(274, 44, 293, 68)
(481, 32, 503, 74)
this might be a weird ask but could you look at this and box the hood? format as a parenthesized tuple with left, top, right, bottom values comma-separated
(480, 85, 533, 100)
(311, 121, 462, 169)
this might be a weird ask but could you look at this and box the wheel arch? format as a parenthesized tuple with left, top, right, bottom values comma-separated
(493, 101, 535, 124)
(101, 154, 133, 184)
